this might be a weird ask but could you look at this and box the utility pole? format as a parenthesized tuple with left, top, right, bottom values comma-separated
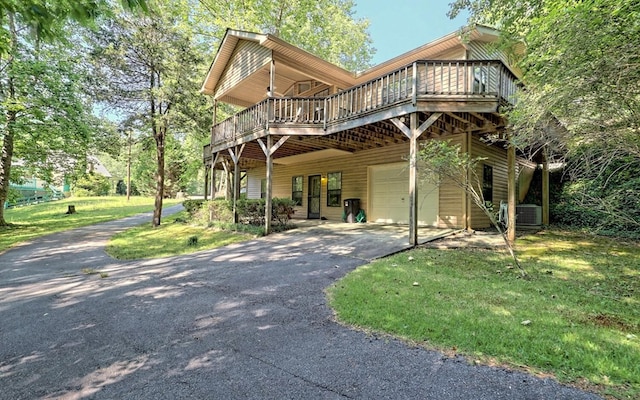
(127, 130, 132, 201)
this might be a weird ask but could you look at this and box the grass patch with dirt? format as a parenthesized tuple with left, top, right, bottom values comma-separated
(0, 196, 181, 253)
(105, 211, 255, 259)
(327, 230, 639, 399)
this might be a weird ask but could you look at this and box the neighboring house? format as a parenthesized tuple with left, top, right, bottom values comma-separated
(201, 25, 542, 241)
(6, 155, 112, 208)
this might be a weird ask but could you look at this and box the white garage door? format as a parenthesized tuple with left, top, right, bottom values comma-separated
(368, 163, 439, 226)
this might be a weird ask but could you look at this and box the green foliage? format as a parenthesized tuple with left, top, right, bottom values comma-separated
(195, 0, 374, 71)
(449, 0, 640, 233)
(236, 198, 265, 225)
(272, 197, 297, 226)
(73, 172, 110, 196)
(115, 180, 127, 195)
(204, 199, 234, 224)
(550, 157, 640, 238)
(6, 187, 21, 204)
(182, 199, 205, 217)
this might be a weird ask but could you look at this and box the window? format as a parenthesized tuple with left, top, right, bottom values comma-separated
(260, 178, 266, 199)
(473, 66, 487, 93)
(292, 176, 303, 206)
(327, 172, 342, 207)
(482, 164, 493, 204)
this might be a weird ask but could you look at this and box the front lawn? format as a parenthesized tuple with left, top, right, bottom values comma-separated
(327, 230, 639, 399)
(0, 196, 181, 252)
(105, 211, 255, 259)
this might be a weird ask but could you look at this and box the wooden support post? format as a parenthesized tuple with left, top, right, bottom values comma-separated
(228, 145, 245, 224)
(409, 113, 419, 246)
(393, 112, 441, 245)
(221, 160, 231, 200)
(258, 135, 289, 235)
(204, 166, 209, 200)
(542, 151, 550, 225)
(210, 152, 219, 200)
(265, 135, 273, 234)
(464, 132, 473, 230)
(507, 135, 516, 245)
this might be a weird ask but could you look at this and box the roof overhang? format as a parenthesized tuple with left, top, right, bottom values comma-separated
(200, 29, 355, 105)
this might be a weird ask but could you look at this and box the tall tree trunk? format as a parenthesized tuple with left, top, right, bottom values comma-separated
(0, 13, 18, 226)
(150, 70, 164, 227)
(152, 125, 165, 227)
(0, 118, 15, 226)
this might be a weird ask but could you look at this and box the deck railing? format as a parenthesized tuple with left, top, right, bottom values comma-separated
(210, 60, 519, 147)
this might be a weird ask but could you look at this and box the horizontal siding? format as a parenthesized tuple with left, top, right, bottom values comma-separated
(467, 41, 523, 78)
(215, 40, 272, 98)
(470, 136, 508, 228)
(246, 137, 465, 228)
(430, 135, 465, 228)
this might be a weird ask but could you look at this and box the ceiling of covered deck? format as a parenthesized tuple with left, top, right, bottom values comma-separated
(213, 111, 507, 170)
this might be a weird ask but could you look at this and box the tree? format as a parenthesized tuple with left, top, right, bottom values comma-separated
(90, 2, 206, 226)
(196, 0, 374, 71)
(418, 140, 527, 277)
(0, 0, 148, 226)
(0, 0, 148, 55)
(0, 16, 97, 225)
(448, 0, 640, 232)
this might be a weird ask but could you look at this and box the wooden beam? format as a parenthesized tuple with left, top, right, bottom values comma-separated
(391, 117, 411, 139)
(409, 113, 419, 246)
(265, 135, 273, 234)
(210, 152, 219, 200)
(507, 135, 516, 245)
(228, 145, 245, 223)
(417, 112, 443, 137)
(542, 151, 550, 225)
(462, 132, 472, 230)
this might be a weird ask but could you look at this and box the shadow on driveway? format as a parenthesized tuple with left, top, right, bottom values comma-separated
(0, 213, 601, 399)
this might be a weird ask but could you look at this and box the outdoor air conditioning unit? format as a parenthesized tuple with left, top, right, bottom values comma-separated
(516, 204, 542, 226)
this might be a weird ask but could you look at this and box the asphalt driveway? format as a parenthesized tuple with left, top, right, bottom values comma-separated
(0, 208, 602, 399)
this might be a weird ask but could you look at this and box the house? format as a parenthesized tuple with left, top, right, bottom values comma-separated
(201, 25, 544, 243)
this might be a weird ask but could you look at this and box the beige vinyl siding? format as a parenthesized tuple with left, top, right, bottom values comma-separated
(429, 134, 465, 228)
(469, 135, 508, 228)
(246, 171, 262, 199)
(246, 137, 466, 228)
(215, 40, 272, 99)
(432, 47, 467, 61)
(467, 41, 523, 77)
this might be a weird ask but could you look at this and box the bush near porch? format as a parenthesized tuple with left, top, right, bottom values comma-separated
(185, 198, 296, 230)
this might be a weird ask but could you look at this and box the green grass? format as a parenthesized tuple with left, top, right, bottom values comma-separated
(327, 230, 640, 399)
(105, 211, 254, 259)
(0, 196, 181, 252)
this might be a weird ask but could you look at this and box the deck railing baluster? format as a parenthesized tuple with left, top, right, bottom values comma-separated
(208, 60, 519, 148)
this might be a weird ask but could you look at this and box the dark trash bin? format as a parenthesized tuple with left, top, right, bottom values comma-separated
(343, 198, 360, 223)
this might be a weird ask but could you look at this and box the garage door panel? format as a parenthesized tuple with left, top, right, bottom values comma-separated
(369, 163, 438, 226)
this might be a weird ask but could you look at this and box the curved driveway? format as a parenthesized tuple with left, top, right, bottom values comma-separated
(0, 207, 601, 399)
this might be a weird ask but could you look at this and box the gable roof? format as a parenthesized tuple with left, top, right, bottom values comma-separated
(201, 25, 518, 106)
(200, 29, 354, 104)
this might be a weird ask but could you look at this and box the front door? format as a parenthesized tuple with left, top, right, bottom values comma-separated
(307, 175, 321, 219)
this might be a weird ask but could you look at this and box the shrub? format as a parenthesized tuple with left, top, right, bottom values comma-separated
(236, 198, 265, 225)
(272, 197, 296, 226)
(203, 199, 234, 224)
(73, 172, 110, 196)
(183, 199, 205, 217)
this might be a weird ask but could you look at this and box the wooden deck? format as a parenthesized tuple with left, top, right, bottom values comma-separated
(205, 60, 519, 161)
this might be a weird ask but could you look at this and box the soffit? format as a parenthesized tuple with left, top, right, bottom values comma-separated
(201, 29, 355, 105)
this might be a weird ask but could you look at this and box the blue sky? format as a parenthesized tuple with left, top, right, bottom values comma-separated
(353, 1, 469, 65)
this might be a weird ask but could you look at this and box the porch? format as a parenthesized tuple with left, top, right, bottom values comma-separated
(204, 59, 518, 166)
(269, 219, 460, 261)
